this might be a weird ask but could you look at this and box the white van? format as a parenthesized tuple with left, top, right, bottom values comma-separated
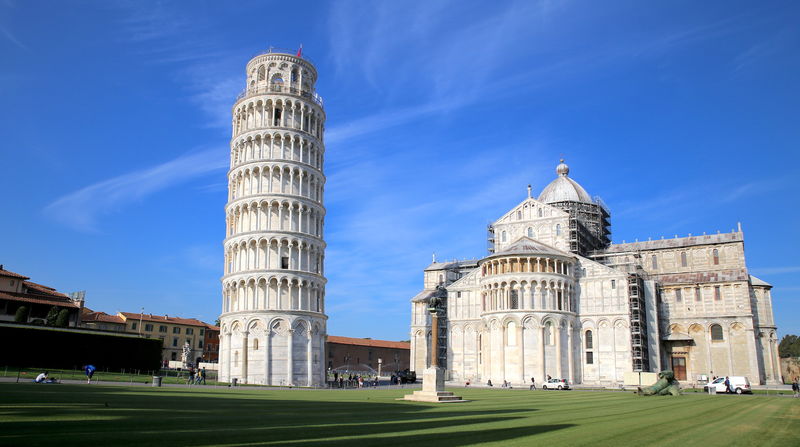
(703, 376, 752, 394)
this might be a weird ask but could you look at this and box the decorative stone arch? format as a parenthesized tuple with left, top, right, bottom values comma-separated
(688, 323, 704, 334)
(668, 323, 685, 334)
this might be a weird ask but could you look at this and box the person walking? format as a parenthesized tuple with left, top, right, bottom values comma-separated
(529, 377, 536, 390)
(84, 365, 96, 384)
(200, 367, 207, 385)
(791, 378, 799, 398)
(724, 376, 732, 394)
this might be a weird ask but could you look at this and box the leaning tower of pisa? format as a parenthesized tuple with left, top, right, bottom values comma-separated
(219, 49, 327, 386)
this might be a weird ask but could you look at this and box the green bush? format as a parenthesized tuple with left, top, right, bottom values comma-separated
(56, 309, 70, 327)
(14, 306, 29, 323)
(46, 306, 61, 326)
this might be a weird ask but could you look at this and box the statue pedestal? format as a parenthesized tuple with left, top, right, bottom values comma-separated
(403, 367, 466, 403)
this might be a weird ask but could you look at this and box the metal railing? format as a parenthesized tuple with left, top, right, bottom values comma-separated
(250, 47, 317, 66)
(235, 84, 324, 106)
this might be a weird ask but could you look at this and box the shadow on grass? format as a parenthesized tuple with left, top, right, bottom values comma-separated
(0, 383, 563, 446)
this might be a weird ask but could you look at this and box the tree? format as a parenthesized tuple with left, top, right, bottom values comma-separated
(214, 318, 220, 327)
(56, 309, 70, 327)
(779, 334, 800, 358)
(46, 306, 61, 326)
(14, 306, 29, 323)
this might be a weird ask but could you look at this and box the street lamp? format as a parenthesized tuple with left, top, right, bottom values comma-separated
(378, 358, 383, 378)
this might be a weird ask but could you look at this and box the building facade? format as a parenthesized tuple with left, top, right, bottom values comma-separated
(219, 49, 328, 386)
(118, 312, 211, 365)
(326, 336, 410, 374)
(411, 160, 780, 385)
(0, 265, 83, 327)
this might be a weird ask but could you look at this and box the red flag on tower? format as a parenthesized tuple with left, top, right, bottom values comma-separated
(296, 44, 303, 58)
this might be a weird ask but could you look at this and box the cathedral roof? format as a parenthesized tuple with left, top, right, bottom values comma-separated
(538, 159, 593, 204)
(749, 275, 772, 288)
(488, 237, 570, 259)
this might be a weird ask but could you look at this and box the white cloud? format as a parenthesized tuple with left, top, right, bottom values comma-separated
(44, 148, 227, 232)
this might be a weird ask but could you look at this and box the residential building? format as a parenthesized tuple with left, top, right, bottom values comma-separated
(0, 265, 82, 327)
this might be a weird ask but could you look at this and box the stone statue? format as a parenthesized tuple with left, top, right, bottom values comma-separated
(181, 341, 192, 368)
(637, 370, 681, 396)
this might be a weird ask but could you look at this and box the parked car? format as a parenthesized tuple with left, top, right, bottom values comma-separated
(542, 378, 570, 390)
(703, 376, 752, 394)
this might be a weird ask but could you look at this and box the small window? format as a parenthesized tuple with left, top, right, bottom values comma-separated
(173, 327, 180, 334)
(586, 351, 594, 364)
(714, 286, 721, 301)
(651, 255, 658, 269)
(200, 329, 205, 336)
(712, 249, 720, 265)
(10, 280, 15, 286)
(556, 224, 561, 236)
(681, 252, 687, 267)
(281, 257, 289, 269)
(585, 330, 593, 349)
(527, 227, 534, 238)
(252, 339, 257, 350)
(675, 289, 682, 302)
(538, 208, 543, 217)
(159, 325, 167, 333)
(501, 231, 507, 242)
(172, 338, 178, 347)
(710, 324, 724, 341)
(185, 328, 193, 335)
(695, 287, 702, 302)
(517, 210, 522, 220)
(510, 290, 519, 309)
(132, 322, 138, 330)
(171, 352, 177, 361)
(145, 324, 153, 332)
(611, 280, 616, 289)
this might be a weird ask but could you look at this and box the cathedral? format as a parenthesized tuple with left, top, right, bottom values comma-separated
(410, 160, 781, 386)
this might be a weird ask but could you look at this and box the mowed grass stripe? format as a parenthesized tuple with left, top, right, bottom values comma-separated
(0, 383, 796, 447)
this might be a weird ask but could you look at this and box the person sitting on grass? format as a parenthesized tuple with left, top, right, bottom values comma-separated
(487, 379, 493, 387)
(34, 371, 48, 383)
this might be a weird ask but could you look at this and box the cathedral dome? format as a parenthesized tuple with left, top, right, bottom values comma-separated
(538, 159, 592, 204)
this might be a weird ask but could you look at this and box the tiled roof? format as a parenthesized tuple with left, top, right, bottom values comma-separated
(327, 335, 410, 350)
(81, 311, 125, 324)
(23, 281, 70, 298)
(0, 268, 29, 280)
(0, 291, 80, 308)
(604, 232, 743, 253)
(488, 237, 568, 259)
(118, 312, 210, 327)
(749, 275, 772, 288)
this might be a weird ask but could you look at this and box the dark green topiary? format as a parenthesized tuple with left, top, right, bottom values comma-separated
(46, 306, 61, 326)
(56, 309, 70, 327)
(14, 306, 29, 323)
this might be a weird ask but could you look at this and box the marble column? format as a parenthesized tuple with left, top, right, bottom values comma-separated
(287, 329, 294, 385)
(306, 328, 313, 386)
(555, 323, 562, 379)
(242, 331, 249, 383)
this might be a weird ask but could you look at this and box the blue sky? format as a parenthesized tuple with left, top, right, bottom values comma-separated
(1, 0, 799, 341)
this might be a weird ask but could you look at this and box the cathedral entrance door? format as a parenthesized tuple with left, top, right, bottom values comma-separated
(671, 356, 687, 381)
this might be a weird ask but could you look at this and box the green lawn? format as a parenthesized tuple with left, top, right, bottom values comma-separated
(0, 383, 797, 446)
